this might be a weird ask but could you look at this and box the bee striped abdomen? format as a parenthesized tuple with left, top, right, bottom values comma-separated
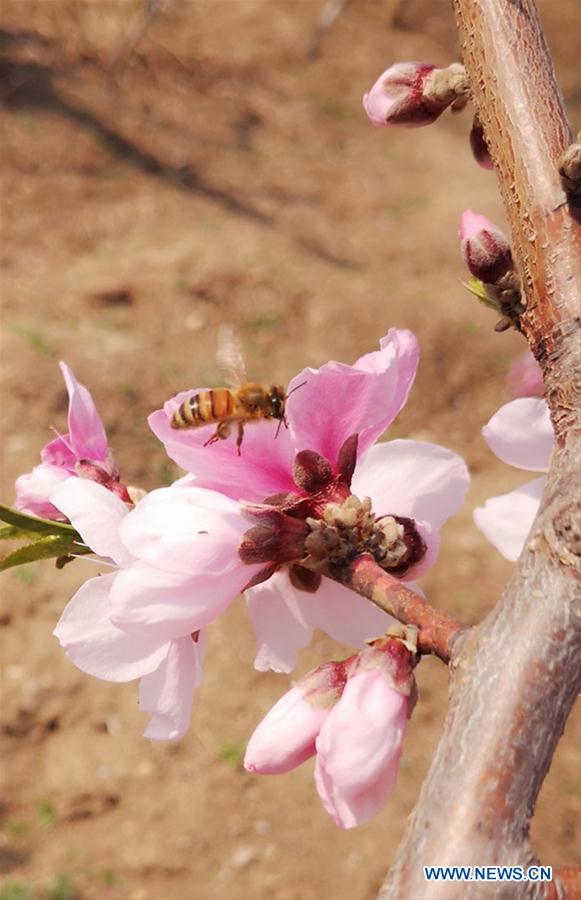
(171, 390, 234, 430)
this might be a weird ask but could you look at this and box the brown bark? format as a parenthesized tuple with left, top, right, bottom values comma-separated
(330, 554, 466, 663)
(379, 1, 581, 897)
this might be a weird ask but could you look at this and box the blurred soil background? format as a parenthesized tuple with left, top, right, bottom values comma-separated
(1, 1, 580, 899)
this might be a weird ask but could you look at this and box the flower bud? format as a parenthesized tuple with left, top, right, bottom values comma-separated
(469, 116, 494, 170)
(244, 659, 351, 774)
(459, 209, 513, 284)
(363, 62, 468, 129)
(314, 636, 415, 829)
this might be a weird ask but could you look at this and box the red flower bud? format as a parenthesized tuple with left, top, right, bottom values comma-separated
(459, 209, 513, 284)
(363, 62, 468, 129)
(469, 116, 494, 170)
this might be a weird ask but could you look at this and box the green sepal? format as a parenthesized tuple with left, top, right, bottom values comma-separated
(0, 534, 91, 572)
(462, 276, 499, 311)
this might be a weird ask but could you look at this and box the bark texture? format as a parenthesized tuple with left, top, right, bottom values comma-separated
(380, 1, 581, 897)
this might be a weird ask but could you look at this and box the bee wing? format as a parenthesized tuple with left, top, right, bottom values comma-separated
(216, 324, 247, 387)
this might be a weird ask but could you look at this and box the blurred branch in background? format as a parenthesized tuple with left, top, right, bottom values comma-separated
(307, 0, 404, 60)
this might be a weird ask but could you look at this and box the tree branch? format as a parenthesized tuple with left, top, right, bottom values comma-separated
(330, 554, 466, 663)
(379, 1, 581, 896)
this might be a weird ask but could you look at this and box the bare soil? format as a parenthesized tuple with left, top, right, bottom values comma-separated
(1, 2, 579, 899)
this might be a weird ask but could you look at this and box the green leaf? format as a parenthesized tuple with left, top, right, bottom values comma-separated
(0, 504, 77, 537)
(0, 535, 91, 572)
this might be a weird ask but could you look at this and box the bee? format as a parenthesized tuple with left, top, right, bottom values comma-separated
(171, 327, 301, 455)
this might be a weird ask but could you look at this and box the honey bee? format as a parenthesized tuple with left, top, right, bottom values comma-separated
(171, 327, 301, 455)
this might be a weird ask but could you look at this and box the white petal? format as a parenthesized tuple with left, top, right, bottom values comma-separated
(474, 476, 545, 561)
(309, 576, 394, 647)
(110, 559, 251, 640)
(140, 634, 205, 740)
(53, 574, 170, 681)
(482, 399, 553, 472)
(51, 478, 131, 566)
(246, 571, 313, 673)
(119, 486, 247, 575)
(352, 440, 469, 527)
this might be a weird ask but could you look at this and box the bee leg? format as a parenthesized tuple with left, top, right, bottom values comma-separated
(236, 422, 245, 456)
(203, 422, 231, 447)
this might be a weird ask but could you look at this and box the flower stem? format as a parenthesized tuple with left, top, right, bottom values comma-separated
(328, 553, 466, 663)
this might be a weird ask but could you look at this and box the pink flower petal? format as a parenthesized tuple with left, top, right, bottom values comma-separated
(287, 329, 419, 465)
(508, 351, 544, 398)
(110, 557, 258, 639)
(314, 669, 407, 829)
(119, 485, 253, 576)
(482, 399, 553, 472)
(41, 434, 76, 470)
(148, 398, 296, 502)
(140, 633, 205, 740)
(474, 476, 545, 562)
(246, 572, 314, 673)
(53, 574, 170, 681)
(51, 478, 132, 567)
(59, 362, 108, 462)
(352, 440, 469, 528)
(245, 685, 329, 774)
(308, 576, 394, 647)
(14, 464, 70, 520)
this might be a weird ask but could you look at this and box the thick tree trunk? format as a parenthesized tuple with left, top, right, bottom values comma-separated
(380, 1, 581, 896)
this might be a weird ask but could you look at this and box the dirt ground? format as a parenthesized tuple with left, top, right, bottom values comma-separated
(1, 2, 579, 899)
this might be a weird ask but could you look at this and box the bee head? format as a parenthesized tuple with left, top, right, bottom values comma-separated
(269, 386, 286, 419)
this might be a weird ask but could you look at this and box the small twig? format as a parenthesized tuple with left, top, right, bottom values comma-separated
(328, 553, 467, 663)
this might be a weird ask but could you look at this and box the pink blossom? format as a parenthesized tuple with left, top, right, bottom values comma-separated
(474, 398, 553, 561)
(245, 638, 413, 828)
(508, 350, 544, 398)
(363, 63, 438, 128)
(14, 362, 127, 520)
(458, 209, 513, 284)
(362, 62, 471, 129)
(51, 477, 260, 739)
(150, 330, 470, 672)
(314, 667, 407, 828)
(244, 660, 349, 775)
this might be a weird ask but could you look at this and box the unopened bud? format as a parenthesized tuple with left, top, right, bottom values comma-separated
(244, 657, 353, 774)
(356, 633, 418, 707)
(363, 61, 468, 129)
(459, 209, 513, 284)
(469, 116, 494, 170)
